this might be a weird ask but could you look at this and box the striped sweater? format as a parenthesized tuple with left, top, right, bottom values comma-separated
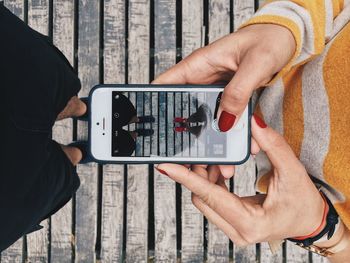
(242, 0, 350, 231)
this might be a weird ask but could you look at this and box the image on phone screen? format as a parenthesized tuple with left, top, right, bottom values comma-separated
(111, 90, 227, 158)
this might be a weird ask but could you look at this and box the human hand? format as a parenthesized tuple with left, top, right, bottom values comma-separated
(153, 24, 296, 132)
(156, 115, 325, 246)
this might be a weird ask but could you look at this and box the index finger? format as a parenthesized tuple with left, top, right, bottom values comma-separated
(152, 59, 189, 84)
(252, 115, 302, 171)
(157, 163, 249, 225)
(152, 48, 219, 85)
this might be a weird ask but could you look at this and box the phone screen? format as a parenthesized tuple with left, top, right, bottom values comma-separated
(111, 90, 228, 158)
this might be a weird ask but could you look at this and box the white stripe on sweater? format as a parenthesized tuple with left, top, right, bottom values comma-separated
(325, 0, 334, 41)
(300, 38, 345, 203)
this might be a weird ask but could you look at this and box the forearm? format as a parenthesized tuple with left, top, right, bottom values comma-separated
(329, 246, 350, 263)
(328, 224, 350, 262)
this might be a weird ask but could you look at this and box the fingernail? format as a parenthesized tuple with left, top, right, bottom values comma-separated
(155, 167, 168, 176)
(254, 114, 267, 128)
(218, 111, 236, 132)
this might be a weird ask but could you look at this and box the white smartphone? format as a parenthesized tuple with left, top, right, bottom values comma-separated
(89, 84, 251, 164)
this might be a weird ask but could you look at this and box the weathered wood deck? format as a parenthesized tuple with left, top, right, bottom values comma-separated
(1, 0, 327, 262)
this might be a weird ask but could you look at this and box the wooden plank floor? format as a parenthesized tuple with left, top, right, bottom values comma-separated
(0, 0, 328, 262)
(100, 0, 125, 262)
(51, 2, 75, 262)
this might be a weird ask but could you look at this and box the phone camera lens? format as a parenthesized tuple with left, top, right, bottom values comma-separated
(97, 122, 100, 126)
(103, 133, 105, 135)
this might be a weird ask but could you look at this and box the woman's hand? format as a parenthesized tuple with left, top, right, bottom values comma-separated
(153, 24, 296, 132)
(156, 116, 324, 246)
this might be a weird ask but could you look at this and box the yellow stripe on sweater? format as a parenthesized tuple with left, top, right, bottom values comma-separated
(323, 24, 350, 231)
(283, 66, 305, 157)
(332, 0, 345, 17)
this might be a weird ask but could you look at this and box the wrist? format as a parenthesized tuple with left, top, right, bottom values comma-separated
(288, 191, 342, 257)
(294, 191, 327, 239)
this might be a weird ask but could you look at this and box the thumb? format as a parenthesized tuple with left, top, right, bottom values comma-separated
(251, 114, 301, 171)
(217, 50, 274, 132)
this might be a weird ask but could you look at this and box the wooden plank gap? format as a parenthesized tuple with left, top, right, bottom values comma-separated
(75, 0, 100, 261)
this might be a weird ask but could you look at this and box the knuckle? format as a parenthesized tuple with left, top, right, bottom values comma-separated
(198, 191, 209, 204)
(266, 132, 285, 152)
(249, 48, 279, 78)
(239, 219, 265, 244)
(223, 86, 249, 109)
(256, 47, 277, 66)
(193, 46, 205, 54)
(227, 85, 246, 101)
(192, 194, 207, 213)
(180, 59, 193, 75)
(229, 235, 248, 247)
(188, 48, 200, 58)
(261, 48, 275, 60)
(199, 183, 217, 208)
(240, 227, 259, 244)
(191, 193, 200, 207)
(190, 47, 207, 60)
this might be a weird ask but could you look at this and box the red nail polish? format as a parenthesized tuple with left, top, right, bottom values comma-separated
(254, 114, 267, 128)
(218, 111, 236, 132)
(155, 167, 168, 176)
